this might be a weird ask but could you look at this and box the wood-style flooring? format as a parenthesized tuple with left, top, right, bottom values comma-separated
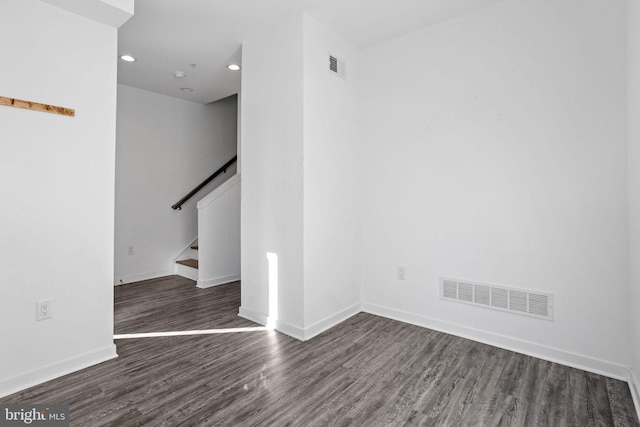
(3, 275, 639, 426)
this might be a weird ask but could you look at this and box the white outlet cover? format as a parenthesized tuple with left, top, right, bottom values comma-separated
(36, 300, 53, 321)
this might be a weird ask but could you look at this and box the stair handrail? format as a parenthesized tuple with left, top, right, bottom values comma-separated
(171, 155, 238, 210)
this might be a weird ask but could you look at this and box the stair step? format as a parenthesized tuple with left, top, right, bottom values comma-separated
(176, 259, 198, 269)
(191, 245, 198, 250)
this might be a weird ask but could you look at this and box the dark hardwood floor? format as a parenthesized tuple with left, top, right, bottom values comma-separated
(3, 275, 638, 426)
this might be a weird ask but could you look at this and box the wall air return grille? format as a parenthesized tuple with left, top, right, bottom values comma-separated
(443, 280, 457, 299)
(474, 285, 490, 306)
(328, 53, 346, 80)
(329, 55, 338, 73)
(458, 282, 474, 302)
(491, 287, 508, 309)
(439, 277, 553, 320)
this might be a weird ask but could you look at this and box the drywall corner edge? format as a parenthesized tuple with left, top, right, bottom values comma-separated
(197, 173, 241, 210)
(238, 306, 268, 326)
(302, 303, 362, 341)
(630, 368, 640, 421)
(41, 0, 134, 28)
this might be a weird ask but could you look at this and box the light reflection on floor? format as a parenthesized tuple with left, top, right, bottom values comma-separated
(114, 326, 270, 339)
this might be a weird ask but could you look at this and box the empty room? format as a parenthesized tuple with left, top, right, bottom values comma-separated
(2, 0, 640, 425)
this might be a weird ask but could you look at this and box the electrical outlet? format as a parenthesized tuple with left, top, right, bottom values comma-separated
(36, 300, 53, 321)
(397, 266, 406, 281)
(128, 246, 135, 256)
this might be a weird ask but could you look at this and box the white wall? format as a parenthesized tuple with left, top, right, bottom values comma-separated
(115, 86, 237, 284)
(240, 15, 305, 332)
(0, 0, 125, 397)
(360, 0, 630, 376)
(197, 175, 241, 288)
(302, 15, 363, 335)
(628, 0, 640, 403)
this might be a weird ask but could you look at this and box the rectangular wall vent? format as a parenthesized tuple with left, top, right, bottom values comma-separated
(328, 53, 346, 80)
(440, 277, 553, 320)
(329, 55, 338, 72)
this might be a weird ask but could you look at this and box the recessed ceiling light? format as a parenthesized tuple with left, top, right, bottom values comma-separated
(227, 64, 241, 71)
(173, 71, 186, 79)
(180, 87, 194, 92)
(120, 55, 136, 62)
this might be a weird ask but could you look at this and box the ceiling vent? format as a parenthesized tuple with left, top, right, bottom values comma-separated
(328, 53, 346, 80)
(440, 277, 553, 321)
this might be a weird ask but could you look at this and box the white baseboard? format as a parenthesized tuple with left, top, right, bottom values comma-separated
(197, 274, 240, 289)
(239, 304, 361, 342)
(0, 344, 117, 399)
(303, 303, 361, 341)
(630, 369, 640, 419)
(238, 306, 306, 340)
(362, 302, 630, 381)
(238, 306, 268, 326)
(114, 269, 172, 286)
(274, 319, 305, 341)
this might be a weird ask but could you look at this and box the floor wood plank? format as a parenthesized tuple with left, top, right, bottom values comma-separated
(3, 275, 638, 426)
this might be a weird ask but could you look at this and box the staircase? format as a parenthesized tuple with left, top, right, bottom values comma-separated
(172, 172, 241, 288)
(174, 243, 199, 281)
(170, 155, 238, 286)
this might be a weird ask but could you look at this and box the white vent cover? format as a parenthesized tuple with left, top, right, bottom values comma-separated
(440, 277, 553, 320)
(328, 53, 346, 80)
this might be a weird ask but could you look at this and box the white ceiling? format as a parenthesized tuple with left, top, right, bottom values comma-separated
(117, 0, 502, 104)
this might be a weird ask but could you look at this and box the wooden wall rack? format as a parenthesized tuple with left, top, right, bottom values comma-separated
(0, 96, 74, 117)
